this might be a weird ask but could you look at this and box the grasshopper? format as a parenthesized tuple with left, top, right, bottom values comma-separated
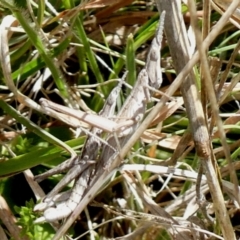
(34, 73, 128, 183)
(34, 10, 165, 239)
(34, 72, 126, 216)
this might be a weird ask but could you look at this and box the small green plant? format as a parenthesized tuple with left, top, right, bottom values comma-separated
(14, 199, 55, 240)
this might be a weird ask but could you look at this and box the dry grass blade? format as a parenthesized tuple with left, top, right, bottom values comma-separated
(188, 1, 238, 239)
(157, 0, 240, 239)
(212, 0, 240, 28)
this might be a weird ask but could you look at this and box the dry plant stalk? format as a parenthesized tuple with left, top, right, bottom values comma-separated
(157, 0, 240, 239)
(212, 0, 240, 28)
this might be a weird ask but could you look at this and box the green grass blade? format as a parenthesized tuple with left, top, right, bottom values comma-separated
(36, 0, 45, 25)
(109, 17, 159, 81)
(0, 138, 83, 177)
(0, 99, 74, 156)
(74, 16, 107, 94)
(11, 37, 71, 82)
(12, 9, 70, 99)
(125, 33, 136, 91)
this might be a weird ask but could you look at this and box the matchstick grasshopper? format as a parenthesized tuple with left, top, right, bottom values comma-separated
(34, 10, 166, 240)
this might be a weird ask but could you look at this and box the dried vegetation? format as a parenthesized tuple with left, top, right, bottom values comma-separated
(1, 0, 240, 239)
